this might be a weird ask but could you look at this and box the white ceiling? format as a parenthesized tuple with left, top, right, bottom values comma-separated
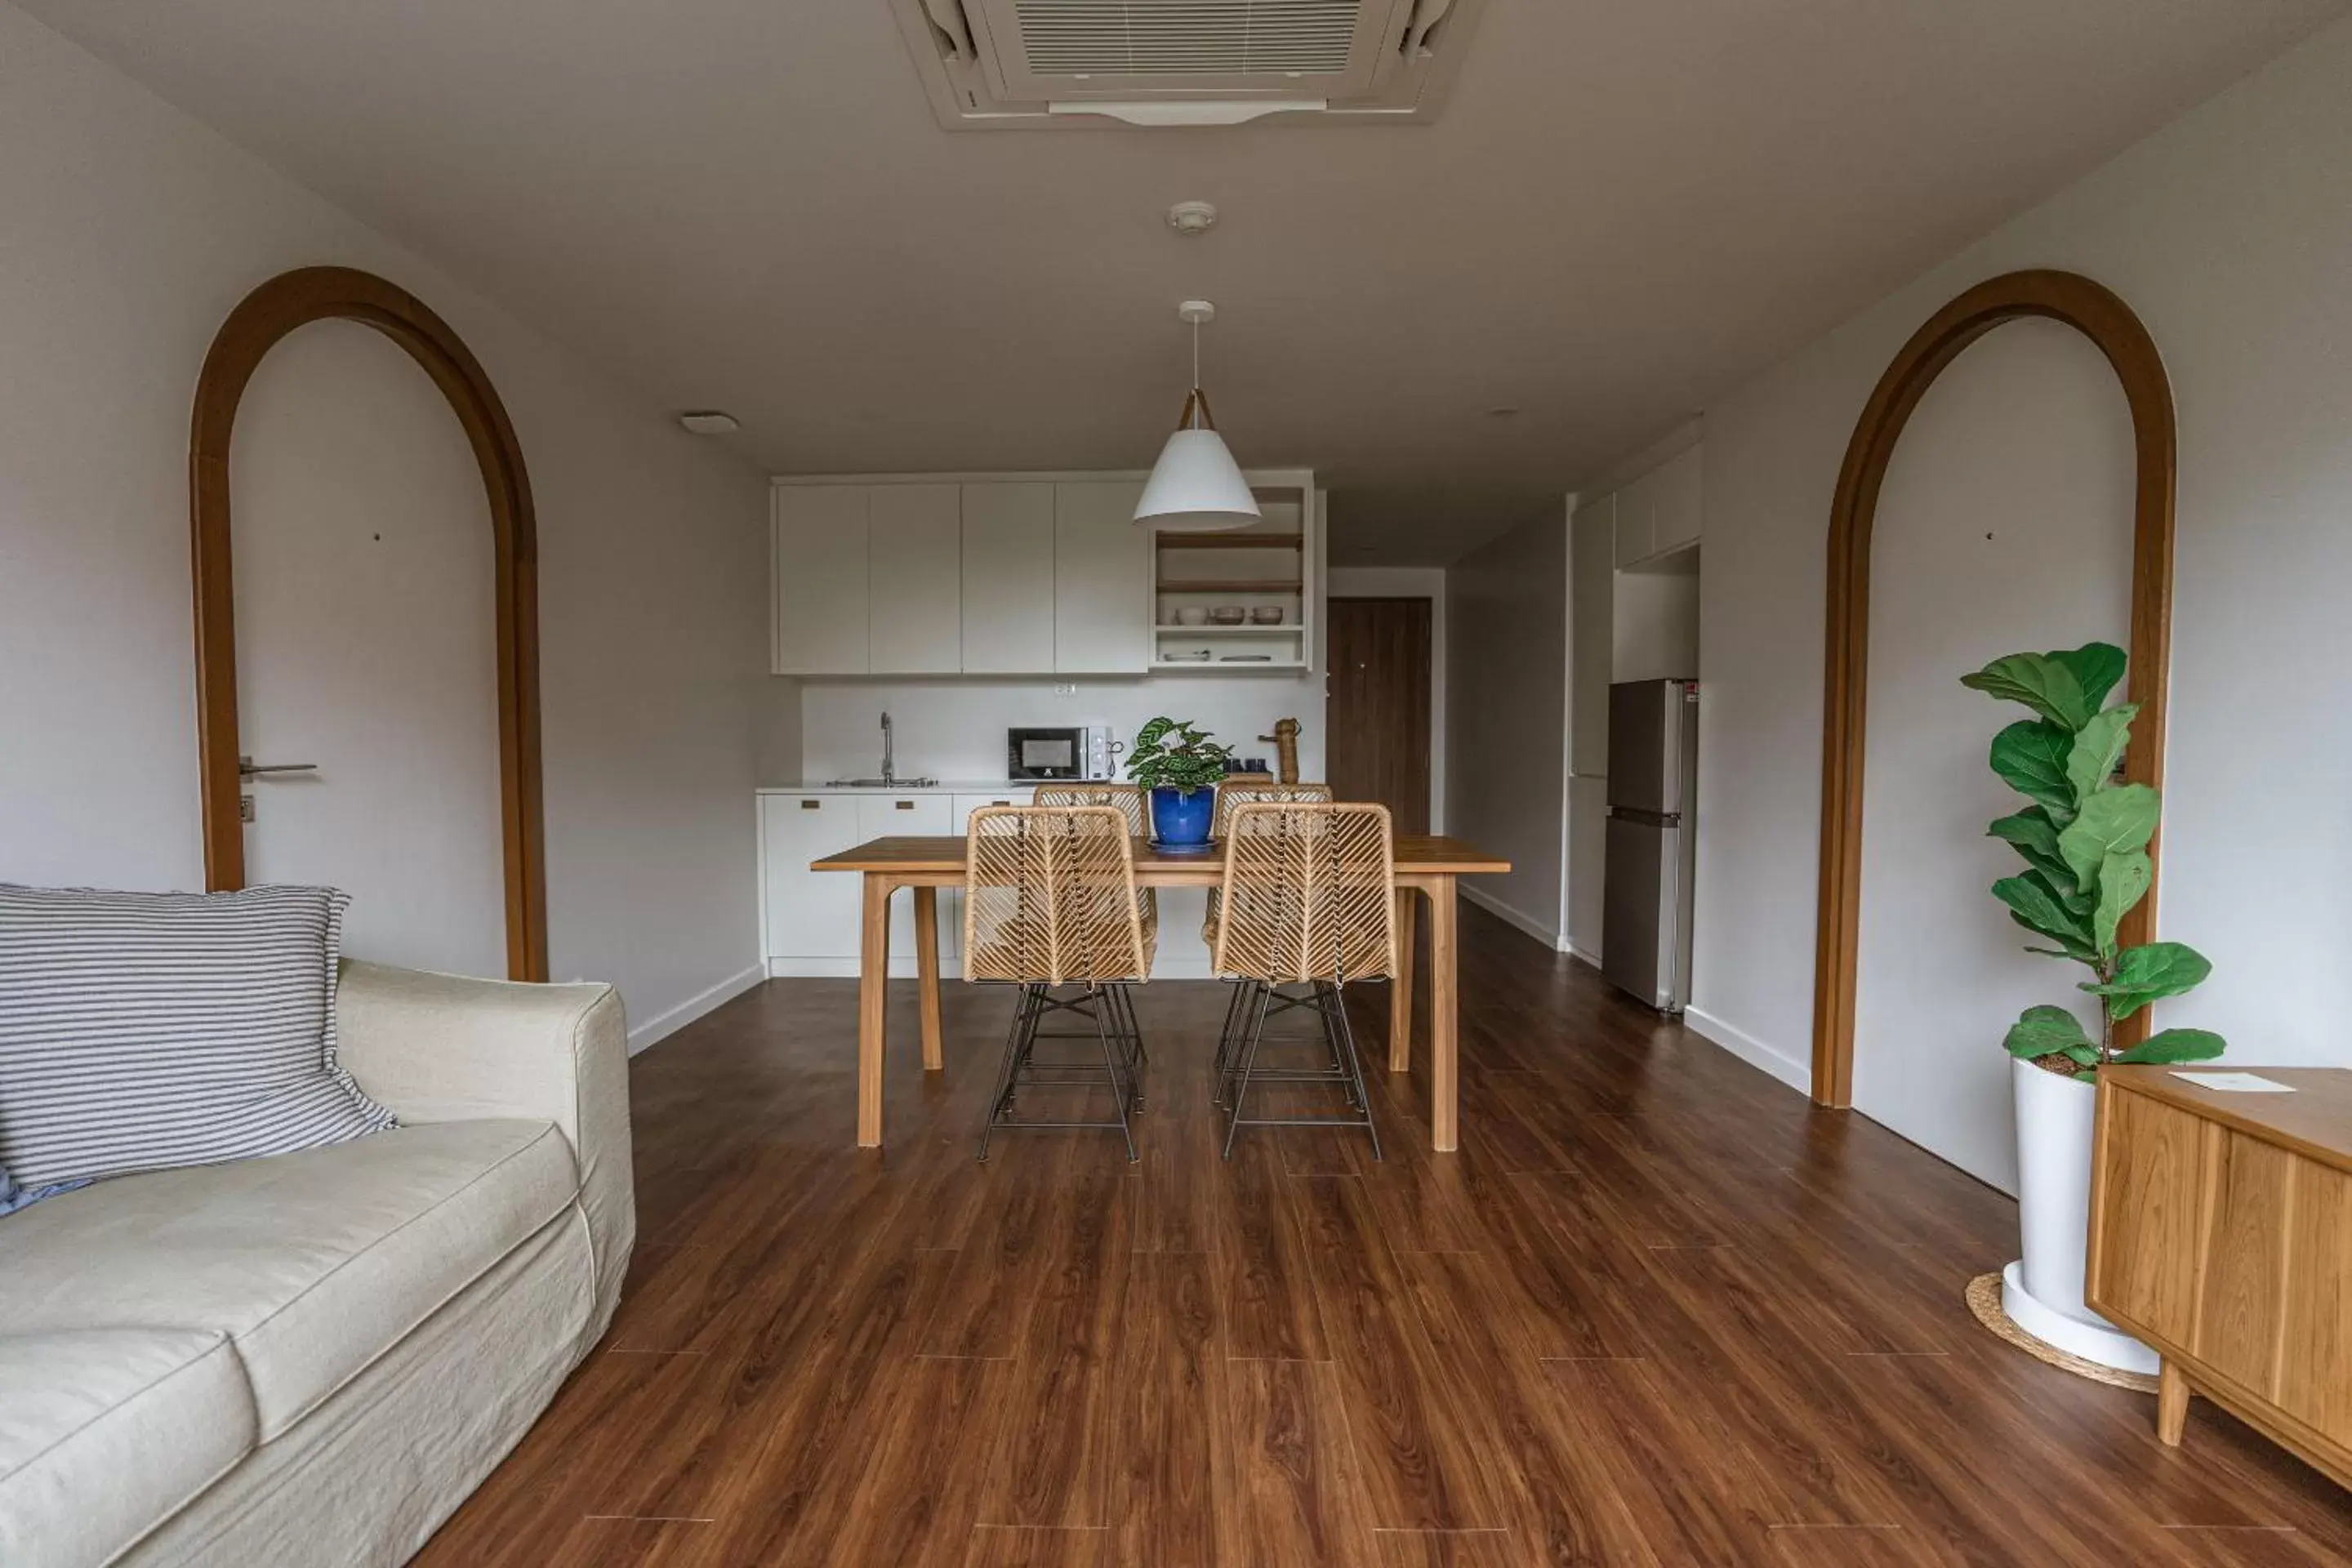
(20, 0, 2342, 564)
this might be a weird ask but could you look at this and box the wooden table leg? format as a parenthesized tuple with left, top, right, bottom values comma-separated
(2157, 1359, 2189, 1446)
(1428, 878, 1458, 1152)
(1390, 887, 1417, 1073)
(858, 873, 892, 1147)
(913, 884, 943, 1072)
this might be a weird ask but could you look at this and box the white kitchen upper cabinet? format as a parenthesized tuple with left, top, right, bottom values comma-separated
(773, 485, 871, 675)
(1053, 481, 1152, 674)
(1651, 448, 1703, 555)
(866, 484, 962, 674)
(1612, 471, 1657, 568)
(1570, 497, 1615, 775)
(960, 482, 1057, 674)
(761, 794, 862, 958)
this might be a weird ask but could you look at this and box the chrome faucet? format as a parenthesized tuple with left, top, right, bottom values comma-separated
(880, 711, 894, 785)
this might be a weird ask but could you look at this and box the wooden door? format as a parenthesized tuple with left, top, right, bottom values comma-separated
(1327, 597, 1432, 834)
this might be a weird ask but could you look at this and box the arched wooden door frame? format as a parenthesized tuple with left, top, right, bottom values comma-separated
(1812, 268, 2175, 1106)
(189, 265, 548, 982)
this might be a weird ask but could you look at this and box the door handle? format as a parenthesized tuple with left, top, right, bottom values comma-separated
(238, 756, 318, 777)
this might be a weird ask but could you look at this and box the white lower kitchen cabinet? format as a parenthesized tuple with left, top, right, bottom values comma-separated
(762, 788, 1028, 977)
(760, 794, 862, 962)
(856, 794, 951, 964)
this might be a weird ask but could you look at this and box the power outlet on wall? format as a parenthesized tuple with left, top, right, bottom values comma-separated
(1053, 683, 1078, 697)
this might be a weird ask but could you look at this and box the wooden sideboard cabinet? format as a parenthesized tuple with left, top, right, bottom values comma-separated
(2087, 1067, 2352, 1487)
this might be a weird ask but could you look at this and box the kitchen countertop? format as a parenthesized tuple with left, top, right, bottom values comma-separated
(757, 780, 1049, 794)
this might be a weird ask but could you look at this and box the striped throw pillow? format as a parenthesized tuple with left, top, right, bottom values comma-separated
(0, 884, 395, 1190)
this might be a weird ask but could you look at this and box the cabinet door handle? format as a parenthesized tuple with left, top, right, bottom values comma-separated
(895, 800, 915, 810)
(801, 800, 822, 809)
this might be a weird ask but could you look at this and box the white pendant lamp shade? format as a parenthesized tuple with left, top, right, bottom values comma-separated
(1137, 424, 1259, 529)
(1134, 301, 1260, 530)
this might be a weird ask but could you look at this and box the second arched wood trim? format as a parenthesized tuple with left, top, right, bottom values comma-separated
(1812, 268, 2176, 1107)
(189, 265, 548, 982)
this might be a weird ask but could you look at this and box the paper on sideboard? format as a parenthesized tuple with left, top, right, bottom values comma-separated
(2171, 1071, 2293, 1094)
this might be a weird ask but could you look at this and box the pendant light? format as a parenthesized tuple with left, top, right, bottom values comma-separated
(1134, 300, 1261, 530)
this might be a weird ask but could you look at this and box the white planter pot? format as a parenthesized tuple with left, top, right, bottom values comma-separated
(2001, 1054, 2159, 1374)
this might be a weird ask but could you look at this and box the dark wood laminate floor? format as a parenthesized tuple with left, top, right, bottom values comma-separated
(416, 903, 2352, 1567)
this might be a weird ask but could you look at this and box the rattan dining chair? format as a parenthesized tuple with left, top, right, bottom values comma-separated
(1211, 779, 1333, 838)
(964, 805, 1156, 1161)
(1031, 782, 1147, 834)
(1206, 801, 1394, 1160)
(1031, 782, 1158, 970)
(1204, 781, 1340, 1090)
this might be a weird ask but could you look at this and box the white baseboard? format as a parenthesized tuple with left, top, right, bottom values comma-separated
(763, 955, 1227, 982)
(627, 963, 765, 1055)
(1459, 884, 1561, 951)
(1566, 943, 1601, 970)
(1682, 1004, 1811, 1095)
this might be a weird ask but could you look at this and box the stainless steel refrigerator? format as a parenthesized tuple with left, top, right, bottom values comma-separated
(1603, 679, 1699, 1013)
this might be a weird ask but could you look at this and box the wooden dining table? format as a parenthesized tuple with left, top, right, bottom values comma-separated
(810, 834, 1512, 1153)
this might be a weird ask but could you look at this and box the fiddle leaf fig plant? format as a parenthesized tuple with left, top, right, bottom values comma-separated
(1963, 642, 2225, 1080)
(1125, 716, 1232, 796)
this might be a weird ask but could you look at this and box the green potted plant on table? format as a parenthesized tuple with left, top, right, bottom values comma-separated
(1963, 640, 2224, 1372)
(1125, 716, 1232, 849)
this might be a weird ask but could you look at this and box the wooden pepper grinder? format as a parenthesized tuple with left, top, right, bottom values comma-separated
(1258, 718, 1302, 785)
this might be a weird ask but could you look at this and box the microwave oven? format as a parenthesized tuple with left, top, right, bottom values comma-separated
(1007, 725, 1121, 782)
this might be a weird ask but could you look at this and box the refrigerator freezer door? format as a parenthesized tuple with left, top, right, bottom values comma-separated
(1602, 813, 1682, 1009)
(1606, 681, 1686, 814)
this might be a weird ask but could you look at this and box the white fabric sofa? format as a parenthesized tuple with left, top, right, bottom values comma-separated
(0, 961, 635, 1568)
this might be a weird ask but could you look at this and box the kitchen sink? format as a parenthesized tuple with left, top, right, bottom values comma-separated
(824, 777, 940, 788)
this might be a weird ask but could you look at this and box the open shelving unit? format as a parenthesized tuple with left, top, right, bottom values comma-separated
(1150, 473, 1316, 670)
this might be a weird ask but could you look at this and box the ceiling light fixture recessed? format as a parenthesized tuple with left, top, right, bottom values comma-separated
(1134, 300, 1260, 532)
(677, 411, 740, 434)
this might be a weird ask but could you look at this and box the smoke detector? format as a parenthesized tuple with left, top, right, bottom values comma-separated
(1167, 200, 1218, 236)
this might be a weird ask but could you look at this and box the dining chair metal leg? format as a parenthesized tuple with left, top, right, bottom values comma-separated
(1330, 982, 1382, 1161)
(978, 983, 1042, 1163)
(1109, 982, 1146, 1112)
(1210, 978, 1250, 1094)
(1221, 982, 1276, 1160)
(1093, 984, 1139, 1163)
(1312, 982, 1357, 1104)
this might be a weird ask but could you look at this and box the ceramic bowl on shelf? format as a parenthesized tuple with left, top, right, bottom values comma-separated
(1209, 605, 1246, 626)
(1175, 606, 1209, 626)
(1248, 606, 1285, 625)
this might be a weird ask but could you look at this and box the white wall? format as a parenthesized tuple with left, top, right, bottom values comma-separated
(1446, 506, 1569, 945)
(0, 3, 769, 1050)
(1688, 16, 2352, 1169)
(1853, 325, 2134, 1191)
(234, 320, 507, 977)
(791, 675, 1327, 786)
(1326, 565, 1448, 832)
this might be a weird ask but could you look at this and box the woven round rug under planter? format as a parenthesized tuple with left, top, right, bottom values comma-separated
(1966, 1272, 2159, 1392)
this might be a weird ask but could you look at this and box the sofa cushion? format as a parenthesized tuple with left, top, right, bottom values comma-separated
(0, 1119, 578, 1441)
(0, 883, 395, 1190)
(0, 1327, 256, 1568)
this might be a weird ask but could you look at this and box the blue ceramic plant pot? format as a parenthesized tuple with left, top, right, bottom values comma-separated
(1150, 785, 1215, 848)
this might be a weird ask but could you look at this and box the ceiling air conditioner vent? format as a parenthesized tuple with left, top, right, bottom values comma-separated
(891, 0, 1487, 128)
